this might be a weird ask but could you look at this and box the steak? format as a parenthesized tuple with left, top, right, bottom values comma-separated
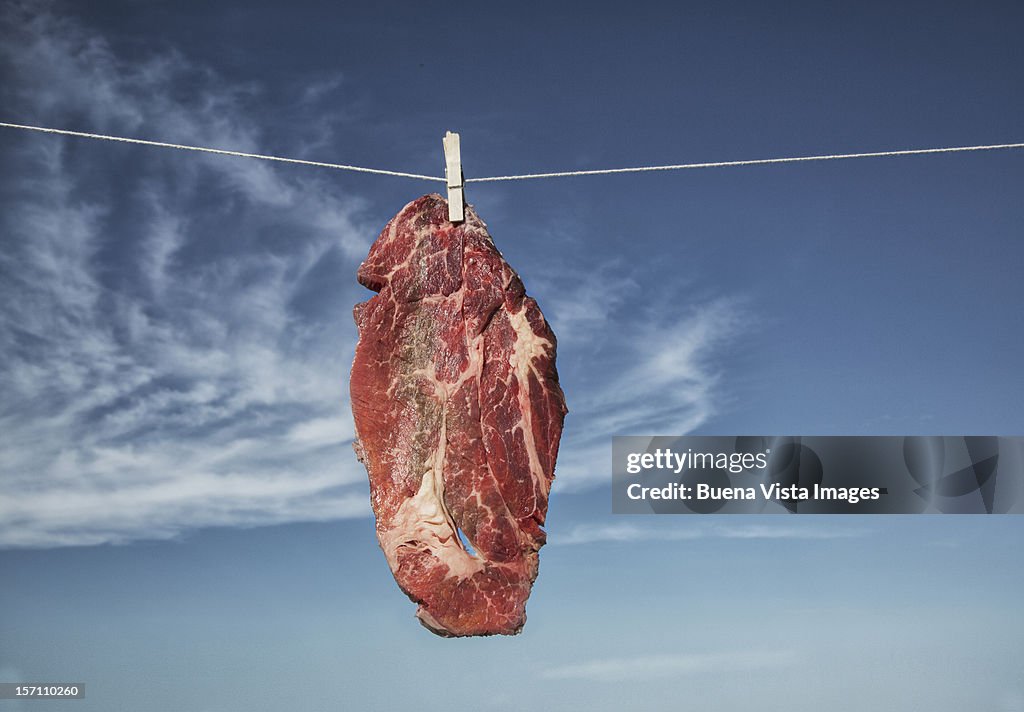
(350, 194, 567, 637)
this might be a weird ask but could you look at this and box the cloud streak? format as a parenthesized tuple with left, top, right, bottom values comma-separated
(533, 257, 746, 492)
(553, 520, 871, 546)
(542, 650, 798, 681)
(0, 4, 372, 548)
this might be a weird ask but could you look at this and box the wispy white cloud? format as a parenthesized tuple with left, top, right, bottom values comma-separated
(553, 520, 870, 545)
(535, 258, 746, 491)
(542, 650, 798, 681)
(0, 4, 372, 548)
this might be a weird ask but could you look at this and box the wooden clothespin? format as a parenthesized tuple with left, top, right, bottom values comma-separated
(443, 131, 464, 223)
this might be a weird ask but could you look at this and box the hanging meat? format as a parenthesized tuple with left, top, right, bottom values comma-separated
(350, 194, 567, 637)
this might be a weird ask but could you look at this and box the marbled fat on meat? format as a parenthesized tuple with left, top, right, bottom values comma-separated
(350, 194, 567, 637)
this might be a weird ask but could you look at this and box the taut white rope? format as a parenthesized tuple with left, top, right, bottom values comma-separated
(465, 142, 1024, 182)
(3, 121, 1023, 184)
(0, 121, 447, 182)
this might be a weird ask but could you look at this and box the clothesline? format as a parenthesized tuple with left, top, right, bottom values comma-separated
(463, 143, 1024, 181)
(0, 121, 444, 181)
(3, 121, 1023, 184)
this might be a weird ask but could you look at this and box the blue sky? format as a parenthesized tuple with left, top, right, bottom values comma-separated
(1, 1, 1022, 710)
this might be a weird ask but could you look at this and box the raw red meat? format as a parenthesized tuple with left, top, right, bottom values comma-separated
(350, 194, 567, 637)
